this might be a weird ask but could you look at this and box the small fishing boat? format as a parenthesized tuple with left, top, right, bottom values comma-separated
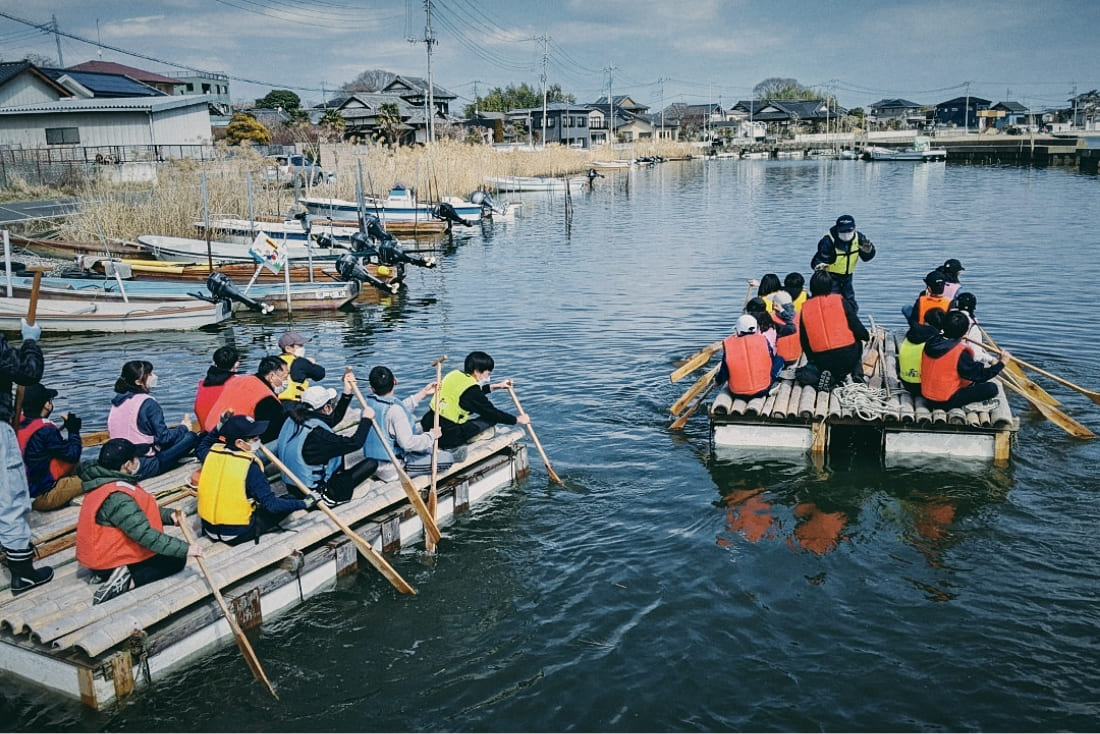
(0, 296, 231, 333)
(484, 175, 582, 192)
(7, 233, 153, 261)
(589, 159, 635, 169)
(136, 234, 349, 264)
(865, 137, 947, 162)
(300, 185, 486, 223)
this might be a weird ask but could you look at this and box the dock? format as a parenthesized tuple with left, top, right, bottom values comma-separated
(709, 328, 1018, 463)
(0, 427, 529, 709)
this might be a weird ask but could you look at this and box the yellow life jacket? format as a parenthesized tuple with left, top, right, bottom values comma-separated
(897, 338, 926, 384)
(792, 290, 807, 314)
(825, 233, 861, 276)
(277, 352, 308, 401)
(198, 443, 260, 527)
(431, 370, 478, 424)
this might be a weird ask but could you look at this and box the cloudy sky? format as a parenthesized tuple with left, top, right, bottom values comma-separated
(1, 0, 1097, 113)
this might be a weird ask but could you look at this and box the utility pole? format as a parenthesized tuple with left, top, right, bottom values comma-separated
(407, 0, 438, 144)
(473, 80, 479, 116)
(658, 77, 665, 140)
(52, 13, 63, 67)
(605, 64, 616, 146)
(539, 35, 549, 147)
(964, 81, 971, 134)
(1072, 82, 1078, 130)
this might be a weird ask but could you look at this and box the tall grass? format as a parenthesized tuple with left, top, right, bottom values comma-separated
(59, 140, 696, 241)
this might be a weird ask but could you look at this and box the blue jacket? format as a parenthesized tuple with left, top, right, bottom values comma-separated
(111, 391, 190, 449)
(19, 418, 81, 497)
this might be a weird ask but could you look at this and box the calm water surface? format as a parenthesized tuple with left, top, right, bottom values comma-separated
(4, 158, 1100, 732)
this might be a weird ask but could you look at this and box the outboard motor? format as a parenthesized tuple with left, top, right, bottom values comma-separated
(432, 202, 473, 228)
(335, 253, 400, 294)
(378, 240, 436, 269)
(586, 168, 604, 181)
(364, 214, 397, 244)
(206, 272, 274, 314)
(314, 231, 343, 249)
(471, 190, 499, 218)
(348, 231, 379, 259)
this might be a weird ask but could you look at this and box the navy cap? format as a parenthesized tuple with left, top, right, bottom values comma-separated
(835, 214, 856, 232)
(942, 258, 965, 273)
(221, 415, 268, 444)
(99, 438, 138, 471)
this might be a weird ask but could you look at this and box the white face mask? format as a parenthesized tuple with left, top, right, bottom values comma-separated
(248, 439, 262, 453)
(145, 373, 159, 389)
(837, 231, 855, 243)
(293, 345, 306, 358)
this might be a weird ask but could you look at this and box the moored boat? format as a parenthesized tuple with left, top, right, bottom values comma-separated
(0, 295, 231, 333)
(865, 137, 947, 162)
(299, 185, 486, 223)
(136, 234, 349, 264)
(484, 175, 582, 192)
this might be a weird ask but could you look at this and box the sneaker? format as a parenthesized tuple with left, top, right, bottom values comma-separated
(92, 566, 133, 605)
(817, 370, 834, 393)
(778, 367, 797, 381)
(10, 564, 54, 596)
(963, 398, 999, 413)
(321, 491, 348, 508)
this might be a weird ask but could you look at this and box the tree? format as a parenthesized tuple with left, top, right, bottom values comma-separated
(320, 108, 345, 138)
(464, 82, 575, 118)
(753, 77, 815, 101)
(375, 102, 403, 146)
(342, 69, 396, 93)
(225, 113, 271, 146)
(255, 89, 301, 110)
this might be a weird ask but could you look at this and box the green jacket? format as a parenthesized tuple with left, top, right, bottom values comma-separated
(78, 461, 188, 558)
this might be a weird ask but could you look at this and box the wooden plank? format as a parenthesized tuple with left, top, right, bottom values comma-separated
(811, 421, 827, 456)
(798, 386, 817, 419)
(931, 408, 948, 425)
(770, 382, 792, 419)
(814, 389, 830, 420)
(948, 407, 967, 425)
(711, 389, 733, 416)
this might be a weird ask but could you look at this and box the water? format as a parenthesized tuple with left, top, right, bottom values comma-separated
(4, 159, 1100, 731)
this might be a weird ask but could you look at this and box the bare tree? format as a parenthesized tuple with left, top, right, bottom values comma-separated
(343, 69, 397, 93)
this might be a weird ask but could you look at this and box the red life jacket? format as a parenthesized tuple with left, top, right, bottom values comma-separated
(916, 294, 952, 324)
(920, 341, 971, 402)
(194, 375, 242, 431)
(723, 333, 774, 396)
(799, 294, 856, 353)
(76, 480, 161, 570)
(17, 418, 76, 481)
(775, 315, 802, 363)
(203, 375, 274, 431)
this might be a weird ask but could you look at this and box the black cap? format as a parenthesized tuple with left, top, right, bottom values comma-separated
(835, 214, 856, 232)
(21, 383, 58, 416)
(220, 415, 268, 444)
(99, 438, 138, 471)
(942, 258, 965, 273)
(924, 270, 946, 286)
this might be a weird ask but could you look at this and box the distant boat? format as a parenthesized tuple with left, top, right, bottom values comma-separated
(8, 233, 152, 261)
(865, 137, 947, 162)
(589, 159, 635, 169)
(0, 296, 230, 333)
(484, 175, 581, 192)
(299, 185, 488, 223)
(136, 234, 348, 263)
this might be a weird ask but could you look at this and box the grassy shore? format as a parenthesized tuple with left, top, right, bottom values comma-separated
(55, 140, 696, 242)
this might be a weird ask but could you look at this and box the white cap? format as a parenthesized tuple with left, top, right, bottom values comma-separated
(736, 314, 758, 335)
(300, 385, 338, 409)
(772, 290, 793, 307)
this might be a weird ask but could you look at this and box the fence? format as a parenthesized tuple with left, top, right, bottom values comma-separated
(0, 144, 225, 189)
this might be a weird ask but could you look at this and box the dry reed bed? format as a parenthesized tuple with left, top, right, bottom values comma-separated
(59, 140, 696, 242)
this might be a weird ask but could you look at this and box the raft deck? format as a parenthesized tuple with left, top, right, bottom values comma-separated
(0, 426, 529, 709)
(709, 329, 1018, 463)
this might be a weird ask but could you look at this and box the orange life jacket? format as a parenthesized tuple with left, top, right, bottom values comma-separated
(799, 294, 856, 353)
(194, 375, 242, 431)
(916, 294, 952, 325)
(76, 480, 161, 570)
(775, 317, 802, 363)
(920, 341, 971, 402)
(203, 375, 274, 431)
(723, 333, 774, 396)
(17, 418, 76, 481)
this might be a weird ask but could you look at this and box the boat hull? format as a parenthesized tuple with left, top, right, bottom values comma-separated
(0, 296, 231, 332)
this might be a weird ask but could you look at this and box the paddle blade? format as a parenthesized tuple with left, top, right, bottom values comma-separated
(670, 341, 722, 383)
(1002, 376, 1095, 439)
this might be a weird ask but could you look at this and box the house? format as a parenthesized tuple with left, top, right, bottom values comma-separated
(42, 68, 166, 99)
(933, 96, 991, 129)
(320, 93, 417, 145)
(867, 98, 924, 129)
(1068, 90, 1100, 130)
(166, 70, 233, 117)
(517, 102, 596, 148)
(728, 99, 846, 137)
(985, 101, 1033, 131)
(461, 111, 510, 144)
(0, 61, 73, 107)
(586, 95, 654, 143)
(0, 96, 212, 149)
(65, 61, 184, 96)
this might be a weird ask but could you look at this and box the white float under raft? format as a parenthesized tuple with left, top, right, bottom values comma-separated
(0, 427, 529, 710)
(708, 328, 1018, 463)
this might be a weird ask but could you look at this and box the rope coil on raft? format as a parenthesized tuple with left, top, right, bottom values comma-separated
(833, 382, 899, 421)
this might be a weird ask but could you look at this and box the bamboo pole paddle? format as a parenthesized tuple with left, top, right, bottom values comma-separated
(12, 266, 47, 430)
(999, 371, 1095, 439)
(669, 281, 756, 383)
(426, 355, 447, 554)
(258, 444, 417, 594)
(670, 363, 720, 416)
(976, 326, 1059, 407)
(976, 328, 1099, 406)
(345, 369, 443, 545)
(505, 384, 562, 484)
(669, 381, 716, 431)
(178, 518, 280, 698)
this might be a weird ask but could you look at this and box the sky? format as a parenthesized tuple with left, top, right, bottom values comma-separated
(0, 0, 1097, 114)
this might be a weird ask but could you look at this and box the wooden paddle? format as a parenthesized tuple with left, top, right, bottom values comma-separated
(258, 444, 417, 594)
(505, 383, 562, 484)
(975, 327, 1060, 407)
(975, 331, 1100, 406)
(999, 371, 1095, 439)
(669, 281, 756, 383)
(670, 363, 720, 416)
(426, 355, 447, 554)
(345, 369, 443, 545)
(669, 381, 716, 431)
(12, 266, 47, 430)
(178, 517, 279, 698)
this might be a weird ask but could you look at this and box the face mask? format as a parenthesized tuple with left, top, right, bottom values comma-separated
(145, 373, 159, 389)
(837, 231, 855, 243)
(293, 346, 306, 358)
(248, 439, 262, 453)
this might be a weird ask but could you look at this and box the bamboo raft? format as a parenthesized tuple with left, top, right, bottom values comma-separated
(709, 328, 1018, 463)
(0, 426, 529, 709)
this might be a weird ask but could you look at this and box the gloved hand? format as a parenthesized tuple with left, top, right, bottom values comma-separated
(859, 240, 873, 254)
(20, 318, 41, 342)
(61, 413, 82, 433)
(813, 262, 829, 272)
(304, 491, 324, 511)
